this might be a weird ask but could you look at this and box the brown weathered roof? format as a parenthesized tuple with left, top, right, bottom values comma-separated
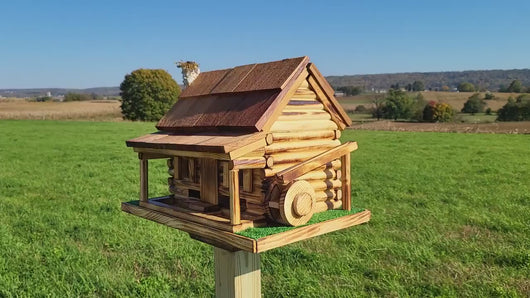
(126, 131, 266, 158)
(179, 57, 308, 98)
(156, 56, 309, 133)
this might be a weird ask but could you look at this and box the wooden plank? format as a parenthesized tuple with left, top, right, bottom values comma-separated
(268, 150, 327, 165)
(188, 158, 197, 183)
(133, 147, 231, 160)
(341, 153, 352, 211)
(307, 64, 352, 127)
(264, 159, 341, 177)
(121, 202, 256, 251)
(139, 157, 148, 202)
(140, 198, 258, 232)
(229, 169, 241, 225)
(269, 119, 338, 132)
(315, 189, 336, 202)
(308, 179, 342, 191)
(283, 102, 324, 110)
(230, 157, 266, 170)
(307, 63, 336, 97)
(276, 142, 357, 183)
(243, 170, 253, 193)
(220, 161, 229, 188)
(209, 63, 257, 94)
(307, 75, 347, 130)
(228, 139, 267, 160)
(314, 200, 342, 213)
(270, 130, 335, 142)
(297, 168, 337, 180)
(264, 139, 340, 154)
(121, 202, 370, 254)
(214, 248, 261, 298)
(172, 157, 180, 180)
(200, 158, 218, 205)
(255, 210, 371, 252)
(234, 56, 308, 93)
(257, 68, 309, 132)
(277, 112, 330, 121)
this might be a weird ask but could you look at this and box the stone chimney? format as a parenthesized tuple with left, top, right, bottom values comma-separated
(176, 61, 200, 87)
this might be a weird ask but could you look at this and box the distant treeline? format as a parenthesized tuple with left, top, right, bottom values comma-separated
(326, 68, 530, 92)
(0, 87, 120, 98)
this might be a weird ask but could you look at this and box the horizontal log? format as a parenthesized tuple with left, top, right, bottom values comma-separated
(298, 79, 309, 89)
(286, 100, 321, 106)
(264, 163, 298, 177)
(269, 130, 337, 142)
(283, 102, 324, 110)
(265, 139, 340, 154)
(336, 189, 343, 201)
(265, 159, 341, 177)
(278, 112, 331, 122)
(335, 169, 342, 180)
(276, 142, 357, 183)
(290, 94, 318, 101)
(230, 157, 266, 169)
(269, 150, 328, 165)
(308, 179, 342, 191)
(265, 156, 274, 168)
(314, 200, 342, 213)
(270, 120, 338, 133)
(297, 169, 337, 180)
(293, 88, 316, 97)
(315, 189, 336, 202)
(334, 130, 341, 139)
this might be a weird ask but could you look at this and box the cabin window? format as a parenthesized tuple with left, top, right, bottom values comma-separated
(240, 170, 253, 193)
(178, 157, 199, 183)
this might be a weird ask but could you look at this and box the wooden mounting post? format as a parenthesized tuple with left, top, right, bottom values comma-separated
(214, 248, 261, 298)
(341, 153, 351, 211)
(229, 169, 241, 225)
(139, 154, 148, 202)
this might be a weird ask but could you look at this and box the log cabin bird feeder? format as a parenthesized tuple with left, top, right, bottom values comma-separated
(122, 56, 371, 296)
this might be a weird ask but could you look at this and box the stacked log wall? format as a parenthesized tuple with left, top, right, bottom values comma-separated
(264, 78, 343, 213)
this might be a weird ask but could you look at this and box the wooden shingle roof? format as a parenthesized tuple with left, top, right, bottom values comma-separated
(127, 56, 352, 156)
(156, 56, 310, 133)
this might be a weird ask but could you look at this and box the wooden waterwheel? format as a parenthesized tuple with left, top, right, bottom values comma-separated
(266, 180, 316, 226)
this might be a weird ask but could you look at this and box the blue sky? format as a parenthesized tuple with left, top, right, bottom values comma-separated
(1, 0, 529, 88)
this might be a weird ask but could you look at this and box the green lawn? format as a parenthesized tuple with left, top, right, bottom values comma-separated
(0, 120, 529, 297)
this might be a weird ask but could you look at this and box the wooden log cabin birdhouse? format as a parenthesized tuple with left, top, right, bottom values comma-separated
(126, 56, 357, 232)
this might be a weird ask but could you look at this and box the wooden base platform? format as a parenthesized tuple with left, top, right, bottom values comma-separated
(138, 196, 267, 233)
(122, 200, 371, 253)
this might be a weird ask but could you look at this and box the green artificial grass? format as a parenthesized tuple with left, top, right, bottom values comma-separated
(0, 119, 529, 297)
(237, 208, 365, 240)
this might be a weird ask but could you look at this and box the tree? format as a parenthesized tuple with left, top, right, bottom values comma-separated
(423, 101, 455, 122)
(506, 80, 523, 93)
(412, 80, 425, 92)
(457, 82, 476, 92)
(64, 92, 92, 101)
(461, 93, 486, 114)
(371, 95, 386, 120)
(337, 86, 362, 96)
(120, 69, 181, 121)
(383, 89, 414, 120)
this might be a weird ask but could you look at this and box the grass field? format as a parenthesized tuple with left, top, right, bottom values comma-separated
(0, 99, 122, 121)
(0, 120, 529, 297)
